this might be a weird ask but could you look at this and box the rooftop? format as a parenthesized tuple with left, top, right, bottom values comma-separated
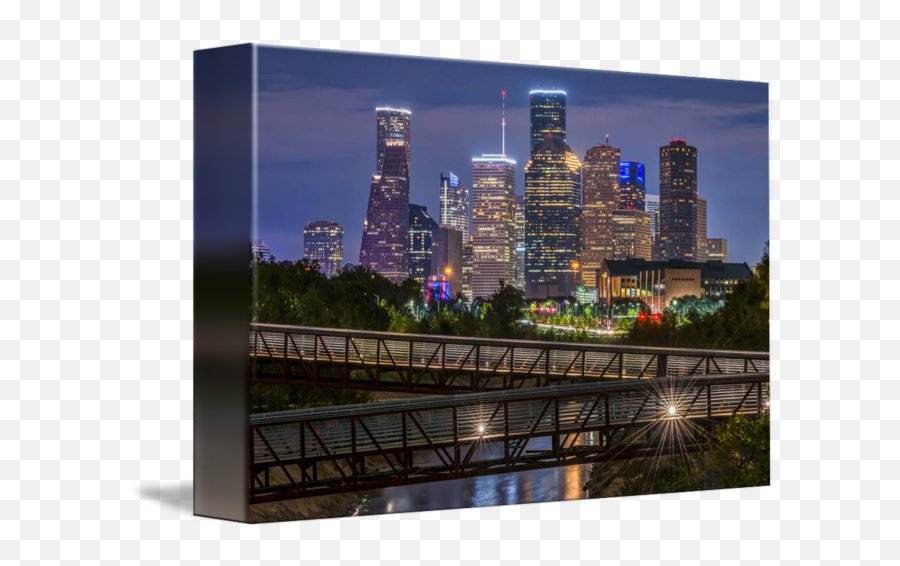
(604, 258, 754, 280)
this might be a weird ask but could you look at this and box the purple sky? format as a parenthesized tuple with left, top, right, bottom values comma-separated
(256, 46, 768, 266)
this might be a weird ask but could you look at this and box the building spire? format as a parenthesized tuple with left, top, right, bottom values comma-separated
(501, 90, 507, 156)
(606, 133, 610, 146)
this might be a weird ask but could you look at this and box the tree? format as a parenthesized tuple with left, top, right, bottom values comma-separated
(480, 281, 526, 338)
(701, 410, 770, 489)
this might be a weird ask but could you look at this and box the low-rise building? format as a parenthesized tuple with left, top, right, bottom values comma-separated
(601, 258, 754, 312)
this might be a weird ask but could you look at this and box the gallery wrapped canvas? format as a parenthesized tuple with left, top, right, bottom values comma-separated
(194, 44, 769, 523)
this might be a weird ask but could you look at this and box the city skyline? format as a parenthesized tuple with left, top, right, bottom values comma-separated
(257, 48, 767, 267)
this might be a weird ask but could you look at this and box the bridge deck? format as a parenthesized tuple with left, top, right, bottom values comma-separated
(249, 372, 769, 502)
(250, 323, 769, 394)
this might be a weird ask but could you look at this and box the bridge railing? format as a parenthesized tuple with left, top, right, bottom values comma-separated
(249, 323, 769, 393)
(249, 372, 769, 502)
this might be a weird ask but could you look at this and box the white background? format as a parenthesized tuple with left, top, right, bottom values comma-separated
(2, 1, 898, 563)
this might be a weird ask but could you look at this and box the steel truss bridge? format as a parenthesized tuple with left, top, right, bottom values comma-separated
(250, 323, 769, 394)
(249, 371, 770, 503)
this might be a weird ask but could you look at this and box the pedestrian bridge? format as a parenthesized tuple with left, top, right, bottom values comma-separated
(249, 371, 769, 503)
(250, 323, 769, 394)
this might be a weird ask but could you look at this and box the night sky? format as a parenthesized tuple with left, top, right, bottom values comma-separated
(256, 45, 768, 267)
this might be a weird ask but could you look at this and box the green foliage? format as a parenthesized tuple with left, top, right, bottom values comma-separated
(702, 411, 770, 489)
(615, 458, 693, 497)
(612, 410, 769, 495)
(479, 281, 526, 338)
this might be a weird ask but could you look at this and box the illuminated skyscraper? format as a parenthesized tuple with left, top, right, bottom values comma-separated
(581, 140, 620, 290)
(439, 171, 470, 242)
(461, 240, 474, 303)
(612, 210, 652, 261)
(524, 134, 582, 298)
(376, 107, 411, 175)
(529, 89, 566, 152)
(303, 221, 343, 278)
(359, 130, 411, 283)
(472, 154, 516, 299)
(514, 195, 526, 292)
(659, 138, 699, 261)
(431, 224, 463, 296)
(696, 197, 708, 262)
(619, 161, 646, 211)
(645, 193, 660, 259)
(250, 239, 273, 263)
(707, 238, 728, 262)
(408, 204, 438, 284)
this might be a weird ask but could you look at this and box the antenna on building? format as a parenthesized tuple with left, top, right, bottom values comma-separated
(606, 133, 610, 146)
(501, 90, 507, 157)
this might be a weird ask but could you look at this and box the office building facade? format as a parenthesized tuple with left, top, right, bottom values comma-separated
(524, 134, 582, 299)
(359, 134, 411, 283)
(707, 238, 728, 262)
(472, 154, 517, 299)
(431, 224, 463, 296)
(619, 161, 646, 211)
(250, 239, 273, 263)
(514, 195, 526, 292)
(439, 171, 470, 242)
(408, 204, 438, 284)
(376, 107, 411, 175)
(612, 209, 653, 261)
(696, 197, 708, 262)
(581, 142, 621, 290)
(461, 241, 474, 303)
(659, 138, 699, 261)
(529, 89, 567, 152)
(302, 221, 344, 278)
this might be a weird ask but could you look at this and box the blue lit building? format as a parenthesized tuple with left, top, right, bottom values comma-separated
(619, 161, 646, 211)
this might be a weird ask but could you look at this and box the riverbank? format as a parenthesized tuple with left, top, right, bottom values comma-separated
(582, 460, 633, 499)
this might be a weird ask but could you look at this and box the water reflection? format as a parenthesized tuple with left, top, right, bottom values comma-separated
(357, 435, 595, 516)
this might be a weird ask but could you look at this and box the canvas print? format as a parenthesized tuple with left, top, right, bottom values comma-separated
(244, 46, 769, 522)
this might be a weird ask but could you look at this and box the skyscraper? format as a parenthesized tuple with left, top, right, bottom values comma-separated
(612, 210, 652, 261)
(408, 204, 438, 284)
(645, 193, 661, 260)
(581, 140, 621, 290)
(439, 172, 470, 242)
(431, 224, 463, 296)
(472, 154, 517, 299)
(707, 238, 728, 262)
(524, 134, 582, 298)
(250, 239, 273, 263)
(696, 197, 708, 262)
(360, 108, 412, 283)
(659, 138, 698, 261)
(376, 107, 411, 175)
(529, 89, 566, 152)
(514, 195, 526, 292)
(619, 161, 646, 211)
(461, 240, 474, 303)
(303, 221, 343, 278)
